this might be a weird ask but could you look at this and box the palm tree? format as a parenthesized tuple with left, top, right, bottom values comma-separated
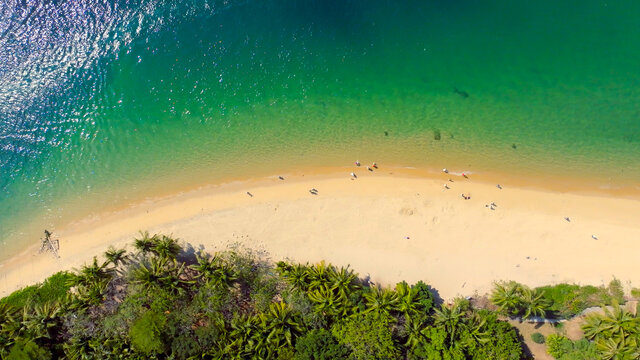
(70, 280, 109, 308)
(133, 231, 159, 256)
(287, 264, 310, 291)
(63, 337, 95, 360)
(307, 261, 331, 291)
(363, 286, 399, 315)
(228, 315, 259, 356)
(190, 252, 220, 279)
(595, 337, 636, 360)
(20, 302, 62, 340)
(0, 304, 18, 349)
(583, 302, 640, 345)
(520, 287, 549, 320)
(464, 311, 492, 346)
(190, 252, 236, 289)
(600, 303, 639, 341)
(433, 302, 465, 348)
(395, 281, 423, 319)
(67, 256, 112, 287)
(582, 314, 606, 340)
(0, 303, 17, 329)
(104, 246, 128, 268)
(132, 257, 190, 294)
(490, 281, 523, 316)
(307, 284, 346, 317)
(152, 235, 181, 260)
(403, 315, 428, 351)
(260, 302, 304, 349)
(131, 257, 169, 291)
(329, 265, 359, 300)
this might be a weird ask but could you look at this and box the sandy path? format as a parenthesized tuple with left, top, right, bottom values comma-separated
(1, 169, 639, 300)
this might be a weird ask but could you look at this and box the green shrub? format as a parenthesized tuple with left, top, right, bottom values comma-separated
(607, 278, 625, 303)
(412, 280, 435, 314)
(546, 334, 597, 360)
(631, 288, 640, 299)
(129, 310, 167, 356)
(0, 236, 578, 360)
(0, 272, 72, 308)
(6, 340, 52, 360)
(535, 281, 625, 318)
(466, 311, 523, 360)
(331, 312, 399, 360)
(284, 289, 327, 330)
(295, 329, 350, 360)
(531, 332, 545, 344)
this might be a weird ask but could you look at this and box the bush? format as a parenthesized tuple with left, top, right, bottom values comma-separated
(295, 329, 350, 360)
(129, 310, 167, 356)
(6, 340, 52, 360)
(331, 312, 399, 360)
(467, 311, 523, 360)
(535, 281, 625, 318)
(531, 332, 545, 344)
(412, 280, 435, 314)
(546, 334, 598, 360)
(0, 272, 72, 308)
(607, 278, 625, 303)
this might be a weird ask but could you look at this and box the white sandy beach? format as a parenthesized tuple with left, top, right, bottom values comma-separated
(1, 167, 640, 300)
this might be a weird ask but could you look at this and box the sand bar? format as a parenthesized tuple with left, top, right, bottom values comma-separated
(1, 167, 640, 300)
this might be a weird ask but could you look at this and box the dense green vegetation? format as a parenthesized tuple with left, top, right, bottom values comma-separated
(546, 335, 598, 360)
(581, 303, 640, 359)
(0, 233, 638, 359)
(0, 272, 73, 309)
(489, 280, 640, 360)
(0, 233, 524, 359)
(535, 280, 625, 318)
(490, 279, 627, 319)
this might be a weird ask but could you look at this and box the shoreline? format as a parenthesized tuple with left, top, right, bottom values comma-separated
(2, 166, 640, 299)
(2, 160, 638, 265)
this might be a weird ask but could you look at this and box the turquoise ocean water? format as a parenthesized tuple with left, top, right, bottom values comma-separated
(1, 0, 639, 259)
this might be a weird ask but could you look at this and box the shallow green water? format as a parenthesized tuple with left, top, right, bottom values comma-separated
(1, 0, 639, 258)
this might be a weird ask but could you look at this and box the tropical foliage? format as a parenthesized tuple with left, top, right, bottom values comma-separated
(15, 232, 638, 359)
(546, 334, 599, 360)
(490, 281, 550, 320)
(490, 279, 628, 321)
(580, 303, 640, 360)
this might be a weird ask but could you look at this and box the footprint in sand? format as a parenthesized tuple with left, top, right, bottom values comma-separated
(399, 207, 416, 216)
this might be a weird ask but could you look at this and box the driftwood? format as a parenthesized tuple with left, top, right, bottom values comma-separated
(39, 230, 59, 258)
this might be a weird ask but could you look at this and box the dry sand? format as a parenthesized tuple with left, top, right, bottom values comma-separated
(1, 167, 640, 300)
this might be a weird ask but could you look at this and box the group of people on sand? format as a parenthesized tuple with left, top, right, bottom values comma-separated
(443, 168, 473, 200)
(443, 167, 504, 207)
(351, 160, 377, 178)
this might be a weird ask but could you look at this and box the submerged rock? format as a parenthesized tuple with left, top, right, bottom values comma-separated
(454, 87, 469, 98)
